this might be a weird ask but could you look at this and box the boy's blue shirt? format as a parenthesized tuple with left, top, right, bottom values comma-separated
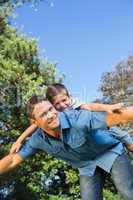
(19, 109, 133, 176)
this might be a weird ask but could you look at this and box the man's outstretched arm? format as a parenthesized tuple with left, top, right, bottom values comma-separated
(0, 153, 23, 175)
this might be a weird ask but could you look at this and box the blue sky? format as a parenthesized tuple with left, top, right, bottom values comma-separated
(12, 0, 133, 102)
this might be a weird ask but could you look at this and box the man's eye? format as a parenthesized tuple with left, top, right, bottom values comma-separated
(41, 113, 46, 117)
(49, 107, 53, 111)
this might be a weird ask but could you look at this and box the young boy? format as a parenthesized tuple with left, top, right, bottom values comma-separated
(10, 83, 124, 154)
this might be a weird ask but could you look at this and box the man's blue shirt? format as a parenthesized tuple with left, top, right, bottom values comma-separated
(19, 109, 132, 176)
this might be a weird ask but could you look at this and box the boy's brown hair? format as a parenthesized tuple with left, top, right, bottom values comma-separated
(46, 83, 70, 103)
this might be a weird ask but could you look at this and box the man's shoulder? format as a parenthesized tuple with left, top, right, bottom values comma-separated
(59, 109, 92, 128)
(28, 127, 44, 139)
(60, 108, 89, 119)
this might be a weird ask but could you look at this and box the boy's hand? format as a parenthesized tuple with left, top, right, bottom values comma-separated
(10, 141, 22, 154)
(125, 143, 133, 152)
(106, 103, 124, 114)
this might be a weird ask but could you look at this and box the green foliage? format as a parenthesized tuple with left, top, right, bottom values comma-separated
(0, 17, 61, 131)
(48, 195, 81, 200)
(100, 57, 133, 104)
(0, 0, 53, 19)
(0, 15, 66, 199)
(103, 189, 122, 200)
(100, 56, 133, 132)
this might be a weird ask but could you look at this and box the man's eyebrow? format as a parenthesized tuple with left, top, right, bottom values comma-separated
(39, 106, 53, 117)
(39, 111, 47, 117)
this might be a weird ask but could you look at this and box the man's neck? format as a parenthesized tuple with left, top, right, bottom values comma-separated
(43, 127, 61, 138)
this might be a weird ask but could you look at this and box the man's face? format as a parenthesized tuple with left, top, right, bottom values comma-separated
(33, 100, 60, 131)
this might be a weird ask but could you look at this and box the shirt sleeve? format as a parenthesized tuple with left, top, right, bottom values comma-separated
(109, 126, 133, 145)
(18, 139, 38, 159)
(89, 111, 107, 130)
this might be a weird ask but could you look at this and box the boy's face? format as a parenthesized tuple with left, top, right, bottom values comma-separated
(32, 100, 60, 131)
(52, 91, 71, 111)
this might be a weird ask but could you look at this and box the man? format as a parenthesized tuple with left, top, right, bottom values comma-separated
(1, 95, 133, 200)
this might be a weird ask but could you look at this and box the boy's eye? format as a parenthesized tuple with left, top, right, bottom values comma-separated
(49, 107, 54, 112)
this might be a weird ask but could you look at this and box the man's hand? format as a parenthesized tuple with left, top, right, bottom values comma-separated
(125, 143, 133, 152)
(10, 141, 22, 154)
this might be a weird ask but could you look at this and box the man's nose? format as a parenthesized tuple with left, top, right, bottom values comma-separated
(47, 110, 56, 119)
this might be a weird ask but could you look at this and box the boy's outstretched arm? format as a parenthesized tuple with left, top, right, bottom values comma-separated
(80, 102, 123, 114)
(10, 124, 37, 154)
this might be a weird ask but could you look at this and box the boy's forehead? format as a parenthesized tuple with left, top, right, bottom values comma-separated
(53, 91, 68, 101)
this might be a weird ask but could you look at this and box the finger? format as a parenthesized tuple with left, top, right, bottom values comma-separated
(107, 110, 113, 114)
(118, 103, 124, 107)
(16, 147, 20, 153)
(16, 144, 21, 153)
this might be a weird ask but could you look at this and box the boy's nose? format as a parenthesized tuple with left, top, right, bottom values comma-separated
(60, 102, 67, 108)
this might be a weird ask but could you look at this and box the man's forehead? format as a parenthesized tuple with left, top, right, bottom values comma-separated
(34, 100, 52, 113)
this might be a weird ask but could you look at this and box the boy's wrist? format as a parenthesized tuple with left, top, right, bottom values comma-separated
(125, 143, 133, 152)
(16, 140, 23, 144)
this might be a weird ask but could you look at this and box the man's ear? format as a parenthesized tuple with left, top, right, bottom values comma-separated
(30, 118, 37, 125)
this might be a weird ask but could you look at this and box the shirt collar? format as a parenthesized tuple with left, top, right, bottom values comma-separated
(59, 112, 71, 129)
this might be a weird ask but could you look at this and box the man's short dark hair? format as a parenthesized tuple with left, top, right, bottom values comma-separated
(27, 95, 46, 119)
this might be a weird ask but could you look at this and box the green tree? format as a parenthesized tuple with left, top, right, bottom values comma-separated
(0, 0, 52, 13)
(100, 56, 133, 104)
(0, 15, 66, 199)
(0, 16, 60, 129)
(0, 11, 79, 200)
